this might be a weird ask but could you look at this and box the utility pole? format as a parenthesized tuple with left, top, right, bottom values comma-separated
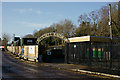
(109, 4, 112, 68)
(118, 1, 120, 22)
(109, 4, 112, 40)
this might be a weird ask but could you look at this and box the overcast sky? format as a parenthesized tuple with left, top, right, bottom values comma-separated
(2, 2, 111, 39)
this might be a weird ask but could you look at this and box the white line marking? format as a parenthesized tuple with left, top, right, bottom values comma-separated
(71, 69, 120, 78)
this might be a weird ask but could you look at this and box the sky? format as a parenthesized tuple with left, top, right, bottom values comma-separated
(2, 2, 110, 39)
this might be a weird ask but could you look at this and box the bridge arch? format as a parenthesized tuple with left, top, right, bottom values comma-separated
(36, 32, 69, 44)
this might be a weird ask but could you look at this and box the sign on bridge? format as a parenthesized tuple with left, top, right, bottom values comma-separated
(37, 32, 69, 44)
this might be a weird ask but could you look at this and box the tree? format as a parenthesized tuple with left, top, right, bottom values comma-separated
(111, 3, 120, 37)
(2, 33, 11, 45)
(76, 21, 91, 36)
(60, 19, 76, 38)
(97, 3, 120, 37)
(76, 2, 120, 37)
(33, 19, 76, 46)
(24, 34, 34, 38)
(34, 27, 53, 38)
(2, 33, 11, 50)
(76, 14, 91, 36)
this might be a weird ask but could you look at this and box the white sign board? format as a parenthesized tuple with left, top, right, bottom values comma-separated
(29, 46, 35, 54)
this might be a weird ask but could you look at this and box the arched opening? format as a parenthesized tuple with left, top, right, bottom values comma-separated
(37, 32, 69, 63)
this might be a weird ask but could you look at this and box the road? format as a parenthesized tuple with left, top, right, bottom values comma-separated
(2, 51, 111, 80)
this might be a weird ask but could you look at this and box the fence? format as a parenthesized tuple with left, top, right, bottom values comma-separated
(7, 45, 38, 62)
(65, 42, 120, 70)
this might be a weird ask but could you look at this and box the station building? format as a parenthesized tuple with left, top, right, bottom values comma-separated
(65, 36, 120, 69)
